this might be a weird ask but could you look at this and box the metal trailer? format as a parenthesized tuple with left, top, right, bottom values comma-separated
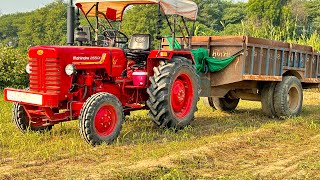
(163, 36, 320, 117)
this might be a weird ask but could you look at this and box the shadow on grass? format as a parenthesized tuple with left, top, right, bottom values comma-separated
(11, 103, 320, 147)
(111, 106, 287, 145)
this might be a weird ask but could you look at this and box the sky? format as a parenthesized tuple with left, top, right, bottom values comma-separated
(0, 0, 247, 15)
(0, 0, 58, 15)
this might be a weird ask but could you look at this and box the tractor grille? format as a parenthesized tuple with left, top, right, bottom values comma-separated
(29, 58, 61, 93)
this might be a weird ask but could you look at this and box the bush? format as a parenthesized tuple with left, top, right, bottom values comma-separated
(0, 46, 28, 89)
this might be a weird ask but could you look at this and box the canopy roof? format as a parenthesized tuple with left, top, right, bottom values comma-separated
(75, 0, 198, 21)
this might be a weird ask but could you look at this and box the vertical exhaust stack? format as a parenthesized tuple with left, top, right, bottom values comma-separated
(67, 0, 75, 46)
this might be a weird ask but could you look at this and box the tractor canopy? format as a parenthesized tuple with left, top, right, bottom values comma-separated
(75, 0, 198, 21)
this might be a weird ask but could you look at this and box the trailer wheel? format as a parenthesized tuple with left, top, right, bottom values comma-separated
(203, 97, 216, 110)
(212, 97, 239, 112)
(147, 57, 200, 129)
(79, 93, 124, 145)
(261, 82, 277, 117)
(12, 103, 53, 132)
(274, 76, 303, 117)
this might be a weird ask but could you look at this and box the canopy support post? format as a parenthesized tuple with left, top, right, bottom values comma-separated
(95, 3, 99, 45)
(156, 3, 162, 50)
(172, 15, 176, 50)
(181, 16, 191, 49)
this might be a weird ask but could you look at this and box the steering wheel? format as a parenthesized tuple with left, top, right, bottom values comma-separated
(102, 29, 128, 46)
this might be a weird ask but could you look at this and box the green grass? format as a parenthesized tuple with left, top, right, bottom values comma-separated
(0, 90, 320, 179)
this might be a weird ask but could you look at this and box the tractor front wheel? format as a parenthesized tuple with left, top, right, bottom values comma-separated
(79, 93, 124, 145)
(147, 57, 200, 129)
(12, 103, 53, 132)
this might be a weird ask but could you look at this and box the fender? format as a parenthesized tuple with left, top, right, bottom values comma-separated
(148, 50, 195, 64)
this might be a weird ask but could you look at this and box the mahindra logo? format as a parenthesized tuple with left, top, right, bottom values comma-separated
(73, 56, 101, 61)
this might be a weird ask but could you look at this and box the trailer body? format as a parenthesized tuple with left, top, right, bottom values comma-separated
(164, 36, 320, 100)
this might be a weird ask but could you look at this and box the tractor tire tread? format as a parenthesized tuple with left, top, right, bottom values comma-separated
(147, 56, 200, 129)
(79, 93, 124, 146)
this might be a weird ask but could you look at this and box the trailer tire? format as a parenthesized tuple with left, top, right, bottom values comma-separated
(79, 93, 124, 146)
(212, 97, 239, 112)
(147, 57, 200, 129)
(203, 97, 216, 110)
(261, 82, 277, 117)
(274, 76, 303, 117)
(12, 103, 53, 132)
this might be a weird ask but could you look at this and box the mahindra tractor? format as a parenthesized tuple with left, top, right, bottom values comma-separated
(3, 0, 200, 145)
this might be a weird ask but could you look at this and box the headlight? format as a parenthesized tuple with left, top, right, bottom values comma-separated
(26, 64, 31, 74)
(65, 64, 76, 76)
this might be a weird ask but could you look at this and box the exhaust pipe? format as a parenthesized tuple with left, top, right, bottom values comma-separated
(67, 0, 75, 45)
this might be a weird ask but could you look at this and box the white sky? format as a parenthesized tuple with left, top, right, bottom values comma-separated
(0, 0, 60, 15)
(0, 0, 247, 15)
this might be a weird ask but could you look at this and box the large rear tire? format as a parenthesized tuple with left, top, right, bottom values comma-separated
(212, 97, 239, 112)
(261, 82, 277, 117)
(79, 93, 124, 145)
(274, 76, 303, 117)
(12, 103, 53, 132)
(147, 57, 200, 129)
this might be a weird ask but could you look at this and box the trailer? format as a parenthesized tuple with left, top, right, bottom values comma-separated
(163, 36, 320, 117)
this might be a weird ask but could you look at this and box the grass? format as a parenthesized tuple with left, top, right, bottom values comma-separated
(0, 90, 320, 179)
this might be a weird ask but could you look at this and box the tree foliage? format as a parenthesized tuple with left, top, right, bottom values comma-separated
(0, 0, 67, 51)
(0, 46, 28, 88)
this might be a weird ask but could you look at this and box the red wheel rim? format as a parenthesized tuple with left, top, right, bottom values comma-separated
(94, 105, 117, 137)
(171, 73, 194, 118)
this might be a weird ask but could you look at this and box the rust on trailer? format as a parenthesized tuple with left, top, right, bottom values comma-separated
(242, 75, 282, 81)
(304, 78, 320, 83)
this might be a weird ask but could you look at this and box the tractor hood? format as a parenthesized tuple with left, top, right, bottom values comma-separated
(29, 46, 126, 77)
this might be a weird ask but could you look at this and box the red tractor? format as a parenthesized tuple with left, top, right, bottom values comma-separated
(4, 0, 200, 145)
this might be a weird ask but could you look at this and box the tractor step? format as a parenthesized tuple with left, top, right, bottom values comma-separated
(28, 110, 46, 115)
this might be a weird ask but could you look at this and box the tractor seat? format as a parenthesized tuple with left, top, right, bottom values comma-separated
(126, 34, 151, 60)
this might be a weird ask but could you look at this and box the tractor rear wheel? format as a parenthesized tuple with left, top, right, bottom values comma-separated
(274, 76, 303, 117)
(79, 93, 124, 145)
(147, 57, 200, 129)
(212, 96, 239, 112)
(12, 103, 53, 132)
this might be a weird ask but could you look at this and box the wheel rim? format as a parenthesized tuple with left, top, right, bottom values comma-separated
(171, 73, 194, 118)
(287, 85, 300, 112)
(94, 105, 117, 137)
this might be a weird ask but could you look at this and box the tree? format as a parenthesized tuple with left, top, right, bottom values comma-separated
(194, 0, 226, 31)
(17, 0, 67, 48)
(247, 0, 289, 27)
(222, 2, 246, 25)
(305, 0, 320, 33)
